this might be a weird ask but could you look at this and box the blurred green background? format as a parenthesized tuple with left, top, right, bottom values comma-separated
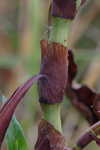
(0, 0, 100, 149)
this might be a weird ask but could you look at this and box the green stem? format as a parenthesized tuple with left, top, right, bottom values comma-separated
(41, 103, 62, 133)
(49, 17, 72, 46)
(76, 0, 82, 9)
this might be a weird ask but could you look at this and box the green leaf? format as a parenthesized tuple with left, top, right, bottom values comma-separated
(6, 116, 29, 150)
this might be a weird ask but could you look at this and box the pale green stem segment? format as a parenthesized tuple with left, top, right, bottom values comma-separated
(49, 17, 72, 46)
(76, 0, 82, 9)
(41, 103, 62, 133)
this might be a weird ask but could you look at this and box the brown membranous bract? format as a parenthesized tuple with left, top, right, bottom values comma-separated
(51, 0, 77, 19)
(35, 119, 70, 150)
(38, 40, 68, 104)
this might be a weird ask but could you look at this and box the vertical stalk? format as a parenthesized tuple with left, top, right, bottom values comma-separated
(40, 0, 82, 133)
(41, 103, 62, 133)
(49, 17, 72, 46)
(40, 18, 72, 133)
(35, 1, 88, 150)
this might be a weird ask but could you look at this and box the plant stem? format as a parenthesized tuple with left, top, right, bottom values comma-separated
(76, 0, 82, 9)
(40, 0, 82, 134)
(40, 18, 72, 133)
(40, 7, 74, 134)
(49, 17, 72, 46)
(41, 103, 62, 133)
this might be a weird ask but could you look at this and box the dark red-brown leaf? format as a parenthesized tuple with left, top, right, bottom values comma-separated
(66, 50, 99, 124)
(73, 85, 96, 106)
(68, 50, 77, 85)
(51, 0, 77, 19)
(93, 94, 100, 119)
(89, 133, 100, 146)
(76, 121, 100, 148)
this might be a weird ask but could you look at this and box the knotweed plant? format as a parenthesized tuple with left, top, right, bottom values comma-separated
(0, 0, 100, 150)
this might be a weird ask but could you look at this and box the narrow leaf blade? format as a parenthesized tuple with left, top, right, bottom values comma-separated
(6, 116, 29, 150)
